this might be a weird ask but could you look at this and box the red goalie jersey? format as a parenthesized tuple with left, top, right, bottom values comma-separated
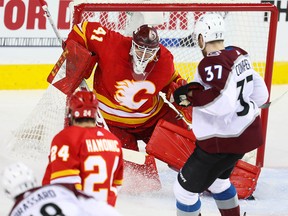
(42, 126, 124, 207)
(65, 21, 185, 128)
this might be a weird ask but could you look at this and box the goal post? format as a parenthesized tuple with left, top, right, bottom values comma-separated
(70, 3, 278, 167)
(5, 2, 278, 169)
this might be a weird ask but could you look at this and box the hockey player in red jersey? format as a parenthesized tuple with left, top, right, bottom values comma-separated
(2, 162, 122, 216)
(64, 22, 192, 151)
(42, 90, 124, 207)
(172, 13, 269, 216)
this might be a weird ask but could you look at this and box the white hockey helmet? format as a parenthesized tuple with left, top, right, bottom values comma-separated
(194, 13, 225, 49)
(1, 162, 37, 198)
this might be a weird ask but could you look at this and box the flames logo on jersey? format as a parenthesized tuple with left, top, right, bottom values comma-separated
(114, 79, 155, 110)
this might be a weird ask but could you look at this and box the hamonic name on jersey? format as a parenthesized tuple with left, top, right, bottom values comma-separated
(86, 139, 120, 153)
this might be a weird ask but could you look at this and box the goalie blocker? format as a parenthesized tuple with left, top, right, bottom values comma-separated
(146, 119, 261, 199)
(47, 40, 97, 95)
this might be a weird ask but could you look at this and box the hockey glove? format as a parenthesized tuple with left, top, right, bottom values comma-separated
(173, 82, 204, 107)
(166, 79, 192, 123)
(167, 78, 187, 102)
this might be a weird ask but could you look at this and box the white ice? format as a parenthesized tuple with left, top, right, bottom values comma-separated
(0, 85, 288, 216)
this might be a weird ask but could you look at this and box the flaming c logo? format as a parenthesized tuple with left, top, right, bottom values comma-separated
(114, 80, 155, 110)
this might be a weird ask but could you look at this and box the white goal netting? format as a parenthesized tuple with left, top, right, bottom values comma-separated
(5, 1, 277, 167)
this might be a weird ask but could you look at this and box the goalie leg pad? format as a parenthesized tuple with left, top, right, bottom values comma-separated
(146, 119, 196, 171)
(230, 160, 261, 199)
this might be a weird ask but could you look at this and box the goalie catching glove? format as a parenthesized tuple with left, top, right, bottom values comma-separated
(173, 82, 204, 107)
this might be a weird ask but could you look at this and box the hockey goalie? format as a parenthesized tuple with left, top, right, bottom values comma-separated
(47, 25, 192, 193)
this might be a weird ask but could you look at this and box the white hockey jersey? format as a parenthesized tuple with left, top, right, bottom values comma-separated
(9, 184, 121, 216)
(190, 46, 268, 154)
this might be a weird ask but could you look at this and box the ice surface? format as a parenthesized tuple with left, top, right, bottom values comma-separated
(0, 85, 288, 216)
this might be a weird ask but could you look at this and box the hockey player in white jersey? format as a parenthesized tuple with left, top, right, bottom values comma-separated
(172, 13, 268, 216)
(1, 162, 121, 216)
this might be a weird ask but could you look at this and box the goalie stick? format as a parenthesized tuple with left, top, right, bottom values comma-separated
(39, 0, 63, 46)
(39, 0, 89, 93)
(38, 0, 147, 165)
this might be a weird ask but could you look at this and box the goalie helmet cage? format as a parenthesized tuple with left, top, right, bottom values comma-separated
(5, 2, 277, 168)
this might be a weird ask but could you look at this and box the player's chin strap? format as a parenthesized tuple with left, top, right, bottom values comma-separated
(159, 91, 192, 130)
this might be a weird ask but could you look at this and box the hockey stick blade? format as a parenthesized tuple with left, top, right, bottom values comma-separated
(259, 102, 271, 109)
(122, 148, 146, 165)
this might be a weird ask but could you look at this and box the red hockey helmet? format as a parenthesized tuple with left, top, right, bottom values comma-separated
(132, 24, 159, 49)
(68, 90, 98, 120)
(131, 25, 160, 76)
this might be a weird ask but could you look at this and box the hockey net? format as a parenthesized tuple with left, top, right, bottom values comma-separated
(5, 1, 278, 168)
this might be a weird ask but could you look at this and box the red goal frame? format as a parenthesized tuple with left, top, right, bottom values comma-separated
(72, 3, 278, 168)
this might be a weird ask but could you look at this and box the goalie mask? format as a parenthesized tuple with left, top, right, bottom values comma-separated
(130, 25, 160, 79)
(2, 162, 37, 199)
(194, 13, 225, 50)
(68, 90, 98, 122)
